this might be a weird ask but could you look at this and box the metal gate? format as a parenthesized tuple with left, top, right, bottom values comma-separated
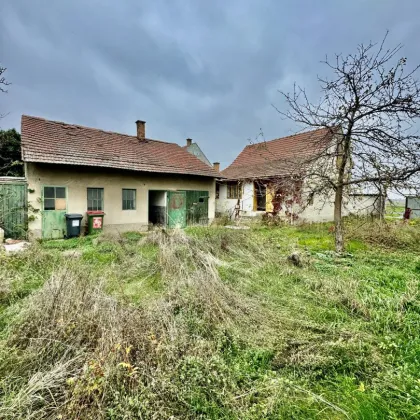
(0, 177, 28, 239)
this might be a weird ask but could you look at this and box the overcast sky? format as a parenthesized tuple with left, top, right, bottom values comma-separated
(1, 0, 419, 169)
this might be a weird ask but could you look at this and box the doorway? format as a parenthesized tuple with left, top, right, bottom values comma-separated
(148, 190, 167, 226)
(255, 183, 267, 211)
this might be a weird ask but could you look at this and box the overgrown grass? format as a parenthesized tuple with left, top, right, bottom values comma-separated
(0, 220, 419, 419)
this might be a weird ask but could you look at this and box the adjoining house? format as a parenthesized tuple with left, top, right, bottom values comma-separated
(21, 115, 220, 239)
(216, 128, 383, 222)
(182, 138, 213, 167)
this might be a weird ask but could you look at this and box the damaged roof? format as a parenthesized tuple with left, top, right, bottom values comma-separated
(221, 127, 337, 180)
(21, 115, 221, 178)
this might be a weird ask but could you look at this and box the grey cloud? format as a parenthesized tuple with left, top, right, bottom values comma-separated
(1, 0, 420, 167)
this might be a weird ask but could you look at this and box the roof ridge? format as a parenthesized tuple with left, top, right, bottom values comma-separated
(21, 115, 175, 145)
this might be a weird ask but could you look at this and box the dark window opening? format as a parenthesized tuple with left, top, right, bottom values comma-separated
(227, 182, 242, 199)
(87, 188, 104, 211)
(122, 189, 136, 210)
(255, 183, 266, 211)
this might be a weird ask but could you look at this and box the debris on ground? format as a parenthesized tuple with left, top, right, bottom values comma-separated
(225, 225, 250, 230)
(2, 241, 31, 255)
(5, 238, 23, 244)
(287, 250, 311, 267)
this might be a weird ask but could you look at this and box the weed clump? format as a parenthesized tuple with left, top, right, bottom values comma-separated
(346, 219, 420, 250)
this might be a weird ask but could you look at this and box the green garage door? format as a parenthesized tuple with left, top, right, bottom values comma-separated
(167, 191, 186, 228)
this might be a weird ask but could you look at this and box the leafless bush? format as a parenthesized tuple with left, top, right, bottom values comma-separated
(346, 219, 420, 250)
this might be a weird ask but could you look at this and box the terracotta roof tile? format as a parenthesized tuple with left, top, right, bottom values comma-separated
(21, 115, 221, 178)
(221, 127, 336, 179)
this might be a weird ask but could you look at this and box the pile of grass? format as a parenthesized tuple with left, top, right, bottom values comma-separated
(0, 222, 419, 419)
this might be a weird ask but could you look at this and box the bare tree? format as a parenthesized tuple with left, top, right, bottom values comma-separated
(278, 33, 420, 252)
(0, 66, 10, 93)
(0, 65, 10, 121)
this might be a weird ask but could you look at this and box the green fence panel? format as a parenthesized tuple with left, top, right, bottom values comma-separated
(0, 182, 28, 239)
(186, 190, 209, 226)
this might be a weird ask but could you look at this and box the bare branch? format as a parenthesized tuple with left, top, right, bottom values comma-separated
(276, 33, 420, 251)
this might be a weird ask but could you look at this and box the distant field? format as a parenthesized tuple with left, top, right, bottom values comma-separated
(385, 203, 405, 220)
(0, 221, 419, 419)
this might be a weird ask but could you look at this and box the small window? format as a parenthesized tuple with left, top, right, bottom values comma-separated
(122, 189, 136, 210)
(43, 186, 67, 211)
(87, 188, 104, 211)
(227, 182, 242, 199)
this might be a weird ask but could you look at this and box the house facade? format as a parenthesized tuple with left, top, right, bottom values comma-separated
(216, 128, 382, 222)
(21, 116, 219, 239)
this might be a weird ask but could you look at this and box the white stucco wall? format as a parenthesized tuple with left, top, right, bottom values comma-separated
(215, 183, 240, 216)
(27, 163, 216, 238)
(216, 181, 335, 221)
(343, 195, 383, 217)
(216, 181, 258, 217)
(216, 180, 381, 223)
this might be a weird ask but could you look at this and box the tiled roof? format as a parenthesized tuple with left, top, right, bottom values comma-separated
(221, 127, 336, 180)
(21, 115, 221, 178)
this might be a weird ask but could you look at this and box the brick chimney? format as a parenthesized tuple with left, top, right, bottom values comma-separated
(186, 138, 192, 147)
(136, 120, 146, 139)
(213, 162, 220, 172)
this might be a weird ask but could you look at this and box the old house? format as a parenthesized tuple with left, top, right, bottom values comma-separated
(216, 128, 382, 222)
(21, 115, 220, 239)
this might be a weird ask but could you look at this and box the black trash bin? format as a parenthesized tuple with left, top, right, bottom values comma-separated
(65, 214, 84, 238)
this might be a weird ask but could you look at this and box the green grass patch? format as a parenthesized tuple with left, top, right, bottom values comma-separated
(0, 222, 419, 419)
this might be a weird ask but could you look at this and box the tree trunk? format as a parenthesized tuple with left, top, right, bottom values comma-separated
(334, 185, 344, 253)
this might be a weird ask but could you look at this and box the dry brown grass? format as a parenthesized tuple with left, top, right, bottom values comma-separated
(0, 229, 271, 419)
(346, 218, 420, 250)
